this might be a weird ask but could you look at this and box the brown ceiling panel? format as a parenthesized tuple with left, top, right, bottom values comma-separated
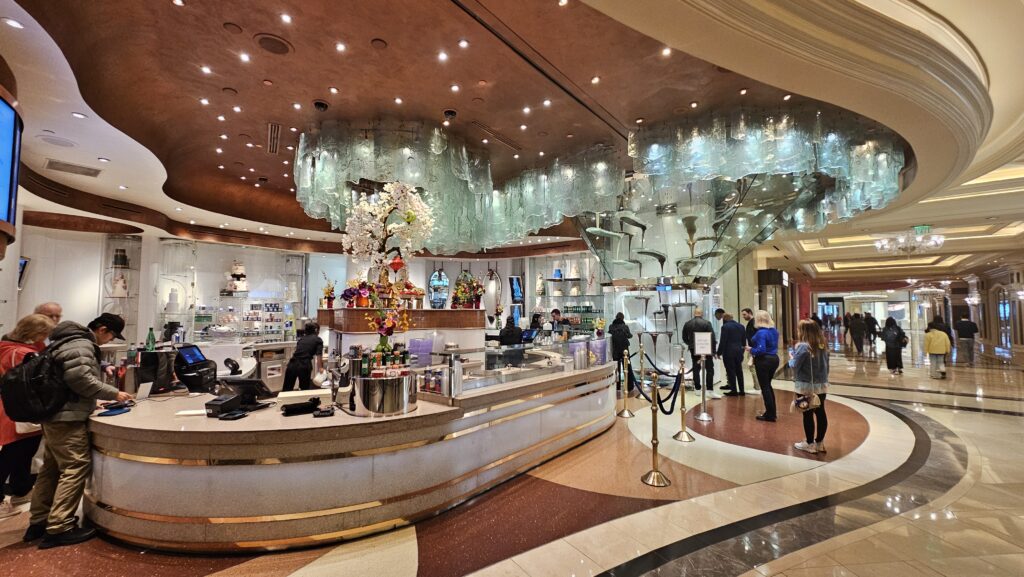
(23, 211, 144, 234)
(18, 0, 823, 233)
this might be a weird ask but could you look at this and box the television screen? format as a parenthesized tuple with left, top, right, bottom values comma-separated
(0, 97, 22, 225)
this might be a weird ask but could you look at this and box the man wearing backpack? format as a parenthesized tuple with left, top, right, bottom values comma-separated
(25, 313, 132, 549)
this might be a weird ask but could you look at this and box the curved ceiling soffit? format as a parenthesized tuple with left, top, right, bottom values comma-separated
(584, 0, 992, 215)
(22, 211, 144, 234)
(18, 166, 344, 253)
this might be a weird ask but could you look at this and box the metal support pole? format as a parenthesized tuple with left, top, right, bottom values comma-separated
(616, 349, 635, 418)
(673, 352, 695, 442)
(640, 367, 670, 487)
(695, 355, 713, 422)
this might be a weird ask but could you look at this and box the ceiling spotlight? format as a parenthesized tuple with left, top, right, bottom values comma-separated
(292, 102, 301, 109)
(245, 142, 254, 148)
(174, 206, 182, 212)
(71, 112, 88, 119)
(539, 151, 545, 156)
(661, 47, 671, 57)
(394, 97, 403, 104)
(520, 124, 527, 130)
(254, 183, 260, 187)
(739, 88, 748, 95)
(248, 167, 255, 172)
(286, 145, 294, 150)
(198, 98, 209, 105)
(559, 0, 568, 5)
(442, 120, 450, 127)
(458, 39, 469, 49)
(438, 50, 448, 62)
(335, 42, 346, 52)
(216, 115, 225, 121)
(283, 173, 289, 177)
(290, 187, 295, 192)
(189, 219, 196, 225)
(118, 185, 128, 190)
(217, 164, 224, 169)
(329, 86, 338, 94)
(283, 160, 290, 165)
(219, 134, 228, 140)
(232, 105, 242, 113)
(690, 101, 698, 108)
(450, 84, 460, 92)
(542, 99, 551, 107)
(783, 94, 792, 101)
(482, 138, 489, 144)
(1, 17, 24, 29)
(239, 52, 250, 63)
(635, 117, 644, 124)
(172, 0, 185, 6)
(280, 13, 292, 24)
(219, 224, 225, 228)
(289, 126, 297, 132)
(523, 106, 531, 114)
(590, 76, 600, 84)
(240, 176, 247, 180)
(97, 157, 110, 162)
(200, 65, 212, 74)
(513, 154, 519, 159)
(215, 148, 223, 154)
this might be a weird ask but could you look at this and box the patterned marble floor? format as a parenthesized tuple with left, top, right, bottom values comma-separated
(0, 352, 1020, 577)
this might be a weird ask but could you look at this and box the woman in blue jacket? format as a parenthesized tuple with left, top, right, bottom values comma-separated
(747, 310, 780, 421)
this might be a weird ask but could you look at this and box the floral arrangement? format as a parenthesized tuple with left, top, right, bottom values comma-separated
(594, 317, 607, 337)
(398, 279, 425, 297)
(322, 272, 337, 299)
(341, 280, 371, 303)
(341, 181, 435, 270)
(365, 284, 411, 350)
(452, 276, 485, 307)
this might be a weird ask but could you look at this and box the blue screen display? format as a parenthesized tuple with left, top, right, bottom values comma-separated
(0, 98, 22, 224)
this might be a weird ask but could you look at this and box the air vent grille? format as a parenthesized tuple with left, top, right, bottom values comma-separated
(267, 123, 281, 154)
(44, 159, 101, 178)
(470, 121, 521, 151)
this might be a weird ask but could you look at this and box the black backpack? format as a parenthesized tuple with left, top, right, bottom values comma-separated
(0, 336, 79, 422)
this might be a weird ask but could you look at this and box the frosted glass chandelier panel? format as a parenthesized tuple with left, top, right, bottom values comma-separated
(295, 122, 623, 254)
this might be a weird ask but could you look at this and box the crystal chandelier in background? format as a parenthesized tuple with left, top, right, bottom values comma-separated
(874, 225, 945, 256)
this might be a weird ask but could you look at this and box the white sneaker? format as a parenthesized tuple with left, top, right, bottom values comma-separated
(708, 391, 723, 399)
(794, 441, 818, 454)
(0, 500, 20, 520)
(815, 442, 827, 453)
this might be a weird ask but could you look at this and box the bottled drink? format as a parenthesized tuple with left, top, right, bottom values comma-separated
(145, 328, 157, 352)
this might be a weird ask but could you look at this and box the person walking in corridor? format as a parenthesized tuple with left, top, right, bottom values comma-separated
(717, 313, 746, 396)
(880, 317, 906, 375)
(864, 312, 880, 348)
(953, 313, 979, 365)
(748, 310, 780, 422)
(924, 321, 952, 379)
(848, 313, 866, 355)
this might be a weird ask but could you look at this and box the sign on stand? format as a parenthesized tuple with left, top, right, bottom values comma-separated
(693, 332, 713, 356)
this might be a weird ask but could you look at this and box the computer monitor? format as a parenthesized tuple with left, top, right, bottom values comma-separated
(177, 345, 206, 365)
(137, 350, 178, 394)
(224, 379, 275, 408)
(521, 329, 538, 342)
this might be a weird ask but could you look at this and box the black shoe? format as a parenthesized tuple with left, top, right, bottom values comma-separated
(756, 414, 776, 422)
(723, 391, 742, 397)
(38, 527, 97, 549)
(23, 523, 46, 542)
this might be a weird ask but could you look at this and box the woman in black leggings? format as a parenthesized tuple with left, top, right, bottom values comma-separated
(790, 319, 831, 453)
(283, 322, 324, 391)
(747, 310, 780, 422)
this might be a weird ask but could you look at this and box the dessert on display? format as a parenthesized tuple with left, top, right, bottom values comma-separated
(223, 260, 249, 294)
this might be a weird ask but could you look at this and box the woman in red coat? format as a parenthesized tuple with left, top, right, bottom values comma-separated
(0, 314, 55, 519)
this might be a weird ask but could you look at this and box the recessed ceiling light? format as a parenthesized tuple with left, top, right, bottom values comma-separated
(438, 50, 448, 62)
(783, 94, 792, 101)
(1, 17, 23, 28)
(232, 105, 242, 113)
(288, 231, 294, 236)
(118, 185, 128, 190)
(450, 84, 460, 92)
(71, 112, 87, 119)
(289, 126, 297, 132)
(219, 134, 228, 140)
(329, 86, 338, 94)
(283, 173, 289, 177)
(239, 52, 250, 62)
(219, 224, 225, 228)
(97, 157, 110, 162)
(442, 120, 450, 127)
(559, 0, 568, 6)
(254, 183, 260, 187)
(739, 88, 748, 95)
(189, 219, 196, 224)
(305, 236, 310, 240)
(292, 102, 301, 110)
(215, 148, 223, 154)
(216, 115, 225, 121)
(590, 76, 600, 84)
(280, 13, 292, 24)
(690, 101, 698, 108)
(241, 176, 247, 180)
(394, 97, 403, 104)
(245, 142, 254, 148)
(567, 133, 574, 138)
(542, 99, 551, 107)
(200, 65, 212, 74)
(482, 138, 489, 144)
(520, 124, 527, 130)
(283, 160, 290, 165)
(198, 98, 209, 106)
(172, 0, 185, 6)
(335, 42, 346, 52)
(539, 151, 545, 156)
(217, 164, 224, 169)
(290, 187, 295, 192)
(174, 206, 182, 212)
(635, 118, 644, 124)
(248, 167, 255, 172)
(458, 39, 469, 49)
(286, 145, 294, 150)
(661, 47, 671, 57)
(513, 154, 519, 159)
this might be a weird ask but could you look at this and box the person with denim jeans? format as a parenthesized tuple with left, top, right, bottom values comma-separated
(789, 319, 830, 454)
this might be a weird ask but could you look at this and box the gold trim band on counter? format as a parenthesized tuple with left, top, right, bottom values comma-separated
(94, 375, 614, 467)
(90, 412, 614, 530)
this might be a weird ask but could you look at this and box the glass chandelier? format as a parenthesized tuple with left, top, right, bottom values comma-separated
(874, 225, 945, 256)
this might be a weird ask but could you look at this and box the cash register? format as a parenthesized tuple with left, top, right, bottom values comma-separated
(174, 345, 218, 393)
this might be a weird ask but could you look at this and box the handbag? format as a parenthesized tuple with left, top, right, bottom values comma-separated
(793, 349, 822, 412)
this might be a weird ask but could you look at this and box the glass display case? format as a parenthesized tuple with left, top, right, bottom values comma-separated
(101, 235, 142, 342)
(156, 239, 197, 343)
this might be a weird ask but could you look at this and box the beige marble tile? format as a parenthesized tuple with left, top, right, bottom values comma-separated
(949, 483, 1024, 511)
(978, 553, 1024, 575)
(828, 538, 905, 566)
(910, 517, 1024, 555)
(843, 561, 940, 577)
(910, 555, 1014, 577)
(287, 526, 417, 577)
(961, 513, 1024, 541)
(563, 521, 650, 571)
(609, 507, 692, 550)
(469, 559, 532, 577)
(782, 566, 860, 577)
(511, 539, 603, 577)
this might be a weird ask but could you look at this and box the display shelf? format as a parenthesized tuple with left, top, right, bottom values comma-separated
(101, 235, 142, 341)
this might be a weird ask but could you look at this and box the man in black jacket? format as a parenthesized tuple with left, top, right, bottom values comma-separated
(741, 308, 757, 345)
(717, 313, 747, 396)
(682, 308, 717, 394)
(953, 313, 979, 365)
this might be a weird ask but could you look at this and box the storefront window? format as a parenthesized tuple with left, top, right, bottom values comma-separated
(997, 288, 1012, 349)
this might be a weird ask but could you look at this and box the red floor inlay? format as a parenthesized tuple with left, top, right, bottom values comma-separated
(685, 389, 868, 461)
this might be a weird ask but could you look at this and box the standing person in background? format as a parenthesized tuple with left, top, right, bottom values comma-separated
(842, 312, 851, 339)
(0, 314, 56, 520)
(748, 310, 780, 422)
(925, 321, 952, 379)
(529, 313, 544, 330)
(32, 303, 63, 325)
(931, 316, 955, 350)
(864, 312, 880, 348)
(609, 313, 633, 392)
(741, 308, 758, 389)
(790, 319, 830, 454)
(682, 308, 718, 397)
(27, 314, 133, 548)
(954, 313, 979, 365)
(848, 313, 866, 355)
(880, 317, 906, 375)
(810, 312, 824, 328)
(717, 313, 747, 396)
(282, 322, 324, 391)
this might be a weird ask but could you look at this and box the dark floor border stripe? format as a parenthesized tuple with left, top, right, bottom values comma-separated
(828, 380, 1023, 402)
(599, 399, 935, 577)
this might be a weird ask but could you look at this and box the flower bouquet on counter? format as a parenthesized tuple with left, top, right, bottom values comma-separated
(322, 272, 338, 309)
(594, 317, 607, 338)
(342, 279, 373, 308)
(365, 284, 411, 351)
(452, 273, 486, 309)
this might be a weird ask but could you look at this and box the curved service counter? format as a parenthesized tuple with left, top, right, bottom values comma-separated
(85, 361, 616, 552)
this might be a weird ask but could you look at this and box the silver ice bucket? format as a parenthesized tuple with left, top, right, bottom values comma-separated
(341, 375, 418, 417)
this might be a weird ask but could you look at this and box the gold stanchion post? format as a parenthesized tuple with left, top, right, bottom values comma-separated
(640, 340, 671, 487)
(673, 352, 695, 442)
(616, 349, 635, 419)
